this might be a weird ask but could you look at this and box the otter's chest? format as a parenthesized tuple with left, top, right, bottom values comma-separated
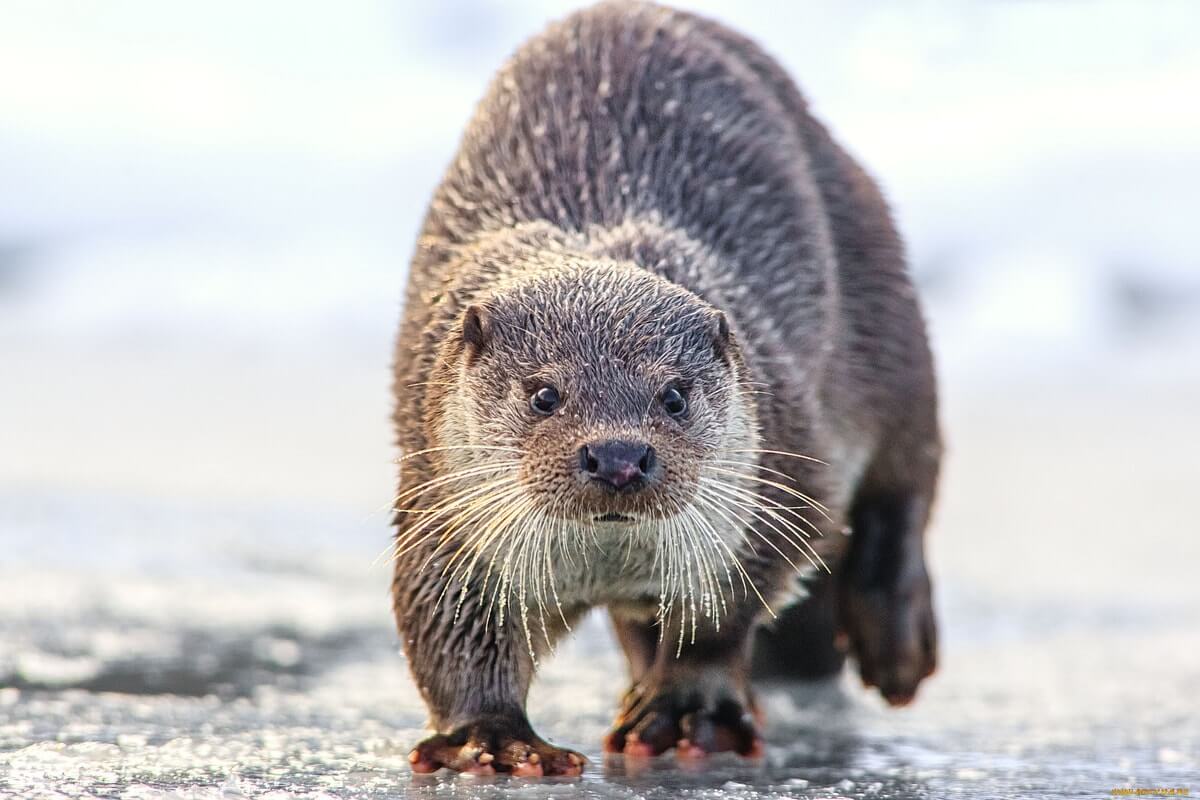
(546, 526, 663, 607)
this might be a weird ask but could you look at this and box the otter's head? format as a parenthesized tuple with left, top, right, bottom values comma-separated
(435, 261, 758, 532)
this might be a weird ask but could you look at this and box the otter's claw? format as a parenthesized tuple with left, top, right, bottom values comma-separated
(604, 679, 764, 759)
(409, 717, 586, 776)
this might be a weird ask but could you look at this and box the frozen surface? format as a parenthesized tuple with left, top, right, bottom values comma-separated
(2, 380, 1198, 799)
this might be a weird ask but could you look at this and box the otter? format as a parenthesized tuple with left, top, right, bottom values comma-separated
(391, 0, 940, 776)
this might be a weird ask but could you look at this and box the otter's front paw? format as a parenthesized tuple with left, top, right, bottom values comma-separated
(603, 675, 763, 759)
(408, 715, 586, 776)
(839, 570, 937, 706)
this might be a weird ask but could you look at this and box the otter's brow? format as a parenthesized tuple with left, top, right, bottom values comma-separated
(518, 370, 564, 395)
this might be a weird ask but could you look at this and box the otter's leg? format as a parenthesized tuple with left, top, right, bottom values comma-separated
(838, 488, 938, 706)
(609, 610, 660, 685)
(394, 563, 586, 776)
(750, 572, 846, 680)
(603, 611, 763, 759)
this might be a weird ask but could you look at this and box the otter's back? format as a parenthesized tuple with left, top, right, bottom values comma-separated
(415, 2, 839, 332)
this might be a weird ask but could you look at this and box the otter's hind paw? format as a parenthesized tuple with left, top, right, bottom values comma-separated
(840, 570, 937, 706)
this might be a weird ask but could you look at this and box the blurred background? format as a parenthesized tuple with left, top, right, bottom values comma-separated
(2, 2, 1197, 798)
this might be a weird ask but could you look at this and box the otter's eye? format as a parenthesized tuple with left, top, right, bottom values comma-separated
(530, 385, 561, 415)
(661, 386, 687, 417)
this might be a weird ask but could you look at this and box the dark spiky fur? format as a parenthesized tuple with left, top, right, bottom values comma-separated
(392, 1, 940, 775)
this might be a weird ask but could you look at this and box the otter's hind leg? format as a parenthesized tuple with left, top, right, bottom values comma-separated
(748, 486, 937, 702)
(838, 484, 938, 706)
(750, 571, 845, 680)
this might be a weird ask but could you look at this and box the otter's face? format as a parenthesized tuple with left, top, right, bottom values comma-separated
(443, 264, 756, 528)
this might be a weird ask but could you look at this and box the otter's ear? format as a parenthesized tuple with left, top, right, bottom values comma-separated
(461, 304, 491, 360)
(708, 309, 732, 362)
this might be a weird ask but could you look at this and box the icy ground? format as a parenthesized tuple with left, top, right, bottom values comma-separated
(2, 377, 1197, 799)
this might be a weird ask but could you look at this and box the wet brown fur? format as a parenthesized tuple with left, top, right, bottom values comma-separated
(391, 0, 940, 774)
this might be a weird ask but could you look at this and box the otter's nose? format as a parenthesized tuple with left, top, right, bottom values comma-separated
(580, 440, 655, 491)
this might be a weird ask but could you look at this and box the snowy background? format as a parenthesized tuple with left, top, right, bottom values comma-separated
(1, 1, 1198, 798)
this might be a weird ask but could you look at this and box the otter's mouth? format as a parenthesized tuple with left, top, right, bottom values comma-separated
(594, 512, 635, 523)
